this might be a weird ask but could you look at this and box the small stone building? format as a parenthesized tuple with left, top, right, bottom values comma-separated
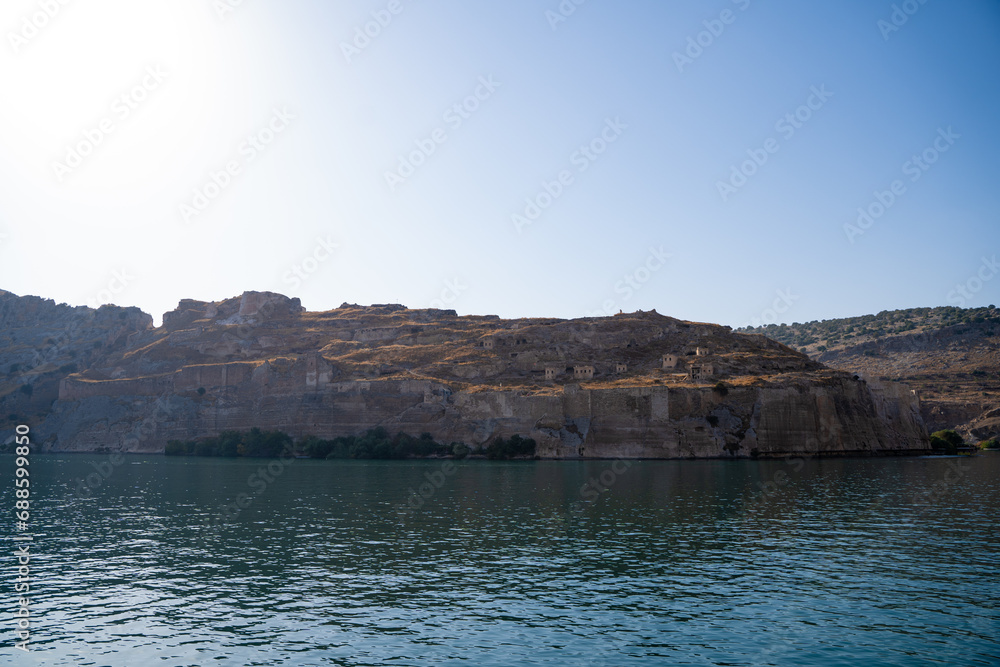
(481, 338, 495, 350)
(696, 347, 709, 357)
(545, 367, 558, 380)
(615, 363, 627, 373)
(662, 354, 679, 369)
(574, 366, 594, 380)
(688, 363, 714, 380)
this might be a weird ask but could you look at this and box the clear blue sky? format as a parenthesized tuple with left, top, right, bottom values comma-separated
(1, 0, 997, 327)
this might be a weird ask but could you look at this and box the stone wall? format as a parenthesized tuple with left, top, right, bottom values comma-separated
(58, 376, 174, 401)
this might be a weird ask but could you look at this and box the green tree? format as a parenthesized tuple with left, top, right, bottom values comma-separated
(165, 440, 192, 456)
(195, 439, 217, 457)
(485, 435, 537, 460)
(929, 429, 964, 454)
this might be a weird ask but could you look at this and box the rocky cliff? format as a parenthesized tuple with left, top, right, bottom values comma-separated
(0, 290, 152, 430)
(741, 306, 1000, 442)
(1, 290, 930, 458)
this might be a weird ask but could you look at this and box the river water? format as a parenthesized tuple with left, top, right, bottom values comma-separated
(5, 453, 999, 666)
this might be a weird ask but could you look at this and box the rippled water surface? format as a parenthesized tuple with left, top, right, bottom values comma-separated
(5, 453, 999, 666)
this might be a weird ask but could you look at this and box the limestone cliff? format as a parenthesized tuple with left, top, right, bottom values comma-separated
(0, 290, 152, 430)
(1, 290, 930, 458)
(742, 307, 1000, 442)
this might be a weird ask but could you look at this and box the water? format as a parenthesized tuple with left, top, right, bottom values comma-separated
(4, 453, 999, 666)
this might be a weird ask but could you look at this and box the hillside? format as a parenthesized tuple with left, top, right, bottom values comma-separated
(740, 306, 1000, 440)
(0, 290, 152, 431)
(1, 290, 929, 459)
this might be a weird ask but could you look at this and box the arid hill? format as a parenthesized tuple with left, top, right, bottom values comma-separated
(740, 306, 1000, 441)
(1, 290, 929, 458)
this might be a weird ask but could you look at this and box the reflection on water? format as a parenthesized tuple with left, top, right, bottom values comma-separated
(6, 453, 999, 666)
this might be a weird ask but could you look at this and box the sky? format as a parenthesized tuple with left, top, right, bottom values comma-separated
(0, 0, 997, 328)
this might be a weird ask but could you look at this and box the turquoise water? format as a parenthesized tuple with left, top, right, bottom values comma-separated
(4, 453, 999, 666)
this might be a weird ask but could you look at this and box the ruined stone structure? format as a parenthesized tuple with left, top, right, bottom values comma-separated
(305, 353, 333, 389)
(688, 363, 715, 380)
(545, 367, 558, 381)
(662, 354, 679, 369)
(573, 366, 595, 380)
(615, 363, 627, 373)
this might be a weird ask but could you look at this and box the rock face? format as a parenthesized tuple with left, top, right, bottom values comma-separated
(814, 324, 1000, 442)
(1, 290, 930, 458)
(742, 307, 1000, 442)
(0, 290, 152, 430)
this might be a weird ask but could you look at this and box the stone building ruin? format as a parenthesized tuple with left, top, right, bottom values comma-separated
(688, 363, 714, 380)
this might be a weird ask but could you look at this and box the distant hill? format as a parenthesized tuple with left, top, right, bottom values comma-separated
(740, 306, 1000, 441)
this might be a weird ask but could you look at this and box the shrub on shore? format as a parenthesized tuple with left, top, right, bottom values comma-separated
(484, 434, 537, 460)
(166, 427, 291, 458)
(167, 427, 538, 460)
(304, 428, 450, 460)
(929, 429, 964, 454)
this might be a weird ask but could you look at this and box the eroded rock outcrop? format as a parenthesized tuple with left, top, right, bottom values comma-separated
(1, 290, 930, 458)
(0, 290, 151, 430)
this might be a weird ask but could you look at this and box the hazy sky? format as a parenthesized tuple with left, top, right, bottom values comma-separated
(1, 0, 997, 327)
